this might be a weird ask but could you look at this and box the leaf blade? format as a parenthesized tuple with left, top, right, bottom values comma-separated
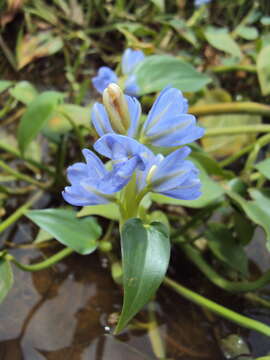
(115, 219, 170, 333)
(27, 208, 101, 255)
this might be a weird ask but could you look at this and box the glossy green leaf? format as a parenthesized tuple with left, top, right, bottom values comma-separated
(17, 91, 64, 153)
(9, 81, 38, 104)
(77, 203, 120, 220)
(0, 80, 13, 93)
(0, 259, 14, 304)
(228, 189, 270, 251)
(257, 45, 270, 95)
(152, 159, 224, 208)
(204, 27, 242, 58)
(27, 208, 101, 255)
(254, 158, 270, 180)
(205, 223, 248, 275)
(135, 55, 211, 94)
(115, 219, 170, 333)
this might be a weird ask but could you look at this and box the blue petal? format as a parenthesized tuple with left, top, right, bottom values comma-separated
(97, 156, 141, 194)
(62, 185, 110, 206)
(142, 87, 189, 133)
(124, 74, 140, 96)
(160, 176, 202, 200)
(121, 48, 145, 75)
(145, 114, 205, 147)
(92, 67, 118, 94)
(94, 134, 154, 170)
(125, 95, 141, 137)
(91, 102, 114, 137)
(82, 149, 108, 178)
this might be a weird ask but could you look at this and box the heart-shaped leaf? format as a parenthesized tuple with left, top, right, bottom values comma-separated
(115, 219, 170, 333)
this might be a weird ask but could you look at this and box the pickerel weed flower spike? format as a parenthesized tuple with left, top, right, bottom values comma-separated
(92, 85, 204, 148)
(92, 48, 145, 96)
(63, 135, 152, 206)
(140, 87, 204, 147)
(92, 84, 141, 137)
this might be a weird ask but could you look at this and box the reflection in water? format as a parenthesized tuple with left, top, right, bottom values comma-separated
(0, 247, 224, 360)
(1, 238, 269, 359)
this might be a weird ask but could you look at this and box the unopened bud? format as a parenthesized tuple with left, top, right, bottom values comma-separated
(102, 83, 130, 134)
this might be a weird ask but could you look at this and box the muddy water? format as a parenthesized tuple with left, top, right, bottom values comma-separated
(0, 222, 270, 359)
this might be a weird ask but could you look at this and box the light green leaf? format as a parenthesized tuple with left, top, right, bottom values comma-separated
(152, 159, 224, 208)
(228, 189, 270, 251)
(9, 81, 38, 104)
(167, 19, 197, 46)
(205, 223, 248, 275)
(115, 219, 170, 333)
(0, 80, 13, 93)
(235, 26, 258, 40)
(257, 45, 270, 95)
(0, 259, 13, 304)
(17, 91, 64, 153)
(204, 27, 242, 58)
(135, 55, 211, 94)
(27, 208, 101, 255)
(254, 158, 270, 179)
(77, 203, 120, 221)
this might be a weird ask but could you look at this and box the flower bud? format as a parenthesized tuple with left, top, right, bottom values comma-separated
(102, 83, 130, 135)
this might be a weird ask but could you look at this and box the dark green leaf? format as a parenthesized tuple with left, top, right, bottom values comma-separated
(9, 81, 38, 105)
(204, 27, 242, 58)
(228, 189, 270, 251)
(27, 208, 101, 255)
(257, 45, 270, 95)
(0, 259, 14, 304)
(115, 219, 170, 333)
(233, 211, 254, 246)
(254, 158, 270, 180)
(205, 223, 248, 275)
(17, 91, 64, 153)
(135, 55, 211, 94)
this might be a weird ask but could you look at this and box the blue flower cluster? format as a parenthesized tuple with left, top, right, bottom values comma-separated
(92, 48, 145, 96)
(63, 83, 204, 207)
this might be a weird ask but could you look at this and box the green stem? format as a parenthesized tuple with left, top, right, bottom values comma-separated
(164, 277, 270, 337)
(190, 102, 270, 117)
(0, 142, 54, 175)
(0, 191, 43, 233)
(0, 160, 49, 189)
(220, 133, 270, 167)
(147, 302, 166, 359)
(205, 124, 270, 137)
(181, 243, 270, 293)
(6, 247, 74, 272)
(210, 64, 257, 74)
